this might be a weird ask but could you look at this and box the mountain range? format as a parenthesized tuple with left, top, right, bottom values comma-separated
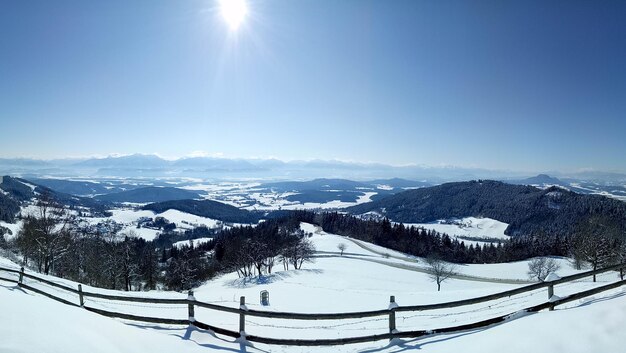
(5, 153, 619, 181)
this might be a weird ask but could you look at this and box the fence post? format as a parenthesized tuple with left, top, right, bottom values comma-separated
(19, 267, 24, 284)
(188, 290, 195, 323)
(239, 296, 246, 337)
(78, 284, 84, 307)
(389, 295, 397, 338)
(548, 284, 554, 311)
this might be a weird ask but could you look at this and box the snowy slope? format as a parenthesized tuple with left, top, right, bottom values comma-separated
(2, 278, 625, 353)
(1, 223, 624, 352)
(156, 209, 221, 229)
(404, 217, 510, 246)
(173, 237, 213, 248)
(0, 220, 22, 240)
(0, 283, 237, 353)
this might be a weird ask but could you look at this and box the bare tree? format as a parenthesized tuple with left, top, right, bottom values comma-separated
(425, 257, 457, 291)
(15, 192, 74, 275)
(337, 243, 347, 256)
(527, 257, 561, 282)
(289, 237, 315, 270)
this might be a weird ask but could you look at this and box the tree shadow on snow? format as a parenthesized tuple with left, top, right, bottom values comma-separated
(225, 269, 324, 288)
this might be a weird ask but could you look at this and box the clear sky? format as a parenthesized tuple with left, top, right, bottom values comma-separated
(1, 0, 625, 172)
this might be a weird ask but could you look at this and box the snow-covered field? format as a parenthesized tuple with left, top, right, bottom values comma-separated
(180, 180, 379, 210)
(173, 237, 213, 248)
(1, 223, 625, 352)
(73, 208, 224, 241)
(155, 209, 221, 229)
(404, 217, 511, 246)
(0, 220, 22, 240)
(274, 191, 377, 211)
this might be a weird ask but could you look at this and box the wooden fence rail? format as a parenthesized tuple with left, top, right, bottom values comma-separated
(1, 262, 625, 346)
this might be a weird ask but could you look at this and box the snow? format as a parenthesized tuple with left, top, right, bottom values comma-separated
(300, 223, 581, 282)
(173, 237, 213, 248)
(275, 191, 378, 211)
(0, 220, 22, 240)
(404, 217, 511, 246)
(176, 181, 381, 211)
(19, 204, 44, 218)
(0, 281, 233, 353)
(545, 272, 562, 282)
(80, 208, 223, 241)
(2, 271, 624, 353)
(156, 209, 221, 229)
(19, 179, 38, 191)
(108, 208, 155, 223)
(124, 226, 160, 241)
(1, 223, 625, 352)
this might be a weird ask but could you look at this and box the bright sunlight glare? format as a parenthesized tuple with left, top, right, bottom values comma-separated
(219, 0, 248, 31)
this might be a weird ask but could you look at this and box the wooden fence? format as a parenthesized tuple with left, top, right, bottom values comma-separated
(1, 262, 625, 346)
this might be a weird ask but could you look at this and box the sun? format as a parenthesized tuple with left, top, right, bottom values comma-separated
(219, 0, 248, 31)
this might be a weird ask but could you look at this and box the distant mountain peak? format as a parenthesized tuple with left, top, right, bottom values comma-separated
(524, 174, 562, 185)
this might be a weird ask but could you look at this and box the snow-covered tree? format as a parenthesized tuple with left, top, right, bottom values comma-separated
(571, 215, 620, 282)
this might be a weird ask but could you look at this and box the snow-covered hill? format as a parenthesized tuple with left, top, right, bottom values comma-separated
(1, 223, 625, 352)
(404, 217, 510, 246)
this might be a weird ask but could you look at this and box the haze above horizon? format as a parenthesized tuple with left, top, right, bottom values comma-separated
(1, 0, 625, 173)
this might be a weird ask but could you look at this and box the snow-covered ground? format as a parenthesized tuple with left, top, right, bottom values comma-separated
(2, 222, 624, 352)
(75, 208, 224, 241)
(242, 191, 378, 211)
(173, 237, 213, 248)
(275, 191, 377, 211)
(404, 217, 510, 246)
(0, 220, 22, 240)
(156, 209, 221, 230)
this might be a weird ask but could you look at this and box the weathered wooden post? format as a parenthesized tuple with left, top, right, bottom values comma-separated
(188, 290, 195, 323)
(389, 295, 397, 338)
(548, 284, 554, 311)
(78, 284, 84, 307)
(239, 296, 246, 337)
(19, 267, 24, 284)
(544, 272, 560, 311)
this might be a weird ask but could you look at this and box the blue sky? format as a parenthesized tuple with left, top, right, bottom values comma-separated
(1, 0, 625, 172)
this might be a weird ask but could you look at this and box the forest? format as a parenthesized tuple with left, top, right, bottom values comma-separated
(1, 194, 315, 291)
(1, 194, 625, 292)
(348, 180, 626, 237)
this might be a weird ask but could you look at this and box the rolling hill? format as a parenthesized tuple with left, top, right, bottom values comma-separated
(26, 178, 121, 196)
(348, 180, 626, 238)
(142, 199, 259, 223)
(0, 176, 109, 221)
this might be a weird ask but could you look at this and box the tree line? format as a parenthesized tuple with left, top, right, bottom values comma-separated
(301, 211, 626, 272)
(1, 194, 315, 292)
(2, 195, 625, 293)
